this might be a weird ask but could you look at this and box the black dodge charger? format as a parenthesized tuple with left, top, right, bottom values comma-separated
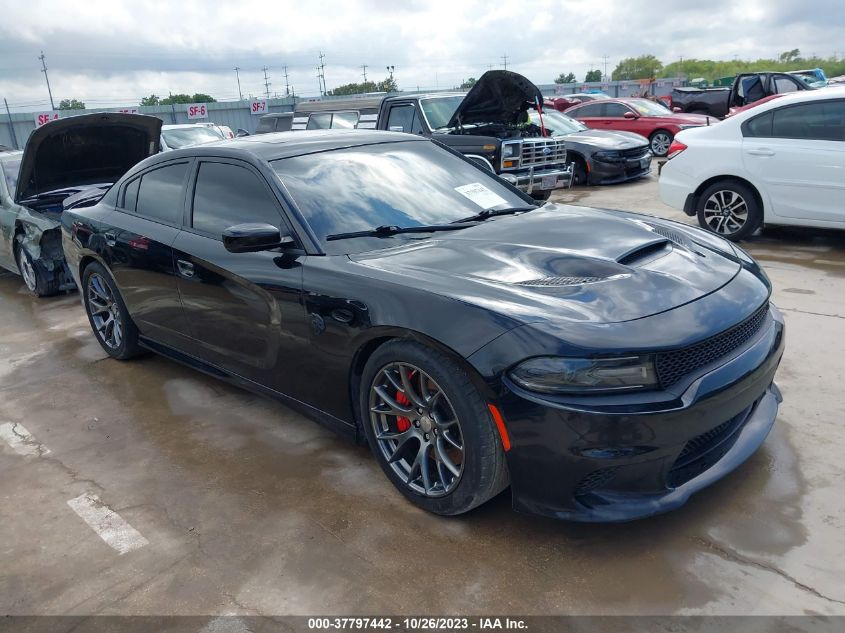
(61, 129, 784, 521)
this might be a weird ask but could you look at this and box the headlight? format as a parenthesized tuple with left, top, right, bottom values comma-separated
(593, 150, 624, 162)
(501, 141, 522, 169)
(508, 356, 657, 394)
(677, 124, 700, 130)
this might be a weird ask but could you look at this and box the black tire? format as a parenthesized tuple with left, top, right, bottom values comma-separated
(568, 155, 589, 186)
(695, 180, 762, 242)
(649, 129, 674, 157)
(81, 261, 143, 360)
(530, 189, 552, 201)
(360, 340, 509, 515)
(14, 236, 60, 297)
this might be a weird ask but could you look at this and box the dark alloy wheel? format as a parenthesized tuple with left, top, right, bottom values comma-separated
(696, 180, 762, 242)
(360, 340, 509, 515)
(649, 130, 673, 157)
(82, 262, 142, 359)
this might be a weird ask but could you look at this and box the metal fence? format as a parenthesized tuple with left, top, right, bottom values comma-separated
(1, 79, 685, 150)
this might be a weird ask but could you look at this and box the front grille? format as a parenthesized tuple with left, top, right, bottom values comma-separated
(516, 275, 606, 287)
(667, 403, 754, 488)
(656, 303, 770, 389)
(620, 146, 650, 159)
(574, 467, 619, 496)
(521, 138, 567, 166)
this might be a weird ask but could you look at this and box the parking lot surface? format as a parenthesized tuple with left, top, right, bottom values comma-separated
(1, 170, 844, 616)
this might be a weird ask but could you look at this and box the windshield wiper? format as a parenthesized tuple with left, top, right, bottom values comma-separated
(451, 205, 539, 224)
(326, 222, 478, 242)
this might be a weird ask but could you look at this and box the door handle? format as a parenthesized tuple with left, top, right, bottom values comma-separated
(747, 148, 775, 157)
(176, 259, 195, 278)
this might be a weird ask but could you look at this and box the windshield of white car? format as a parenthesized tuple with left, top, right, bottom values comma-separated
(162, 127, 224, 149)
(529, 111, 588, 135)
(272, 140, 529, 255)
(0, 156, 21, 195)
(420, 96, 465, 129)
(627, 99, 673, 116)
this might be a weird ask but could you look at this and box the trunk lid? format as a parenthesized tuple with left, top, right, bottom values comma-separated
(16, 113, 162, 203)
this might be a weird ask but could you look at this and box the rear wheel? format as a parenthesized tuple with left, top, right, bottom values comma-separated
(696, 181, 762, 242)
(360, 340, 508, 515)
(14, 236, 60, 297)
(82, 262, 142, 359)
(649, 130, 673, 157)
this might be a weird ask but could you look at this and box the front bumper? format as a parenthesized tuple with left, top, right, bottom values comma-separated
(499, 165, 574, 194)
(495, 304, 784, 522)
(589, 152, 653, 185)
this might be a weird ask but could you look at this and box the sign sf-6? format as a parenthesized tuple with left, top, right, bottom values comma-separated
(250, 99, 267, 115)
(34, 112, 60, 127)
(187, 103, 208, 120)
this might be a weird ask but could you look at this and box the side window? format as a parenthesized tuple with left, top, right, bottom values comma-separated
(331, 111, 359, 129)
(387, 105, 416, 132)
(136, 162, 189, 225)
(307, 113, 332, 130)
(603, 103, 630, 118)
(773, 77, 800, 94)
(192, 162, 282, 237)
(572, 103, 602, 118)
(743, 111, 773, 138)
(122, 177, 140, 212)
(771, 101, 845, 141)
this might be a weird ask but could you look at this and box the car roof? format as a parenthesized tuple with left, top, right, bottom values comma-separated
(143, 129, 425, 163)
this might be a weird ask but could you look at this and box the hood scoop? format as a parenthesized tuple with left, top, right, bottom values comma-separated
(643, 222, 695, 249)
(516, 275, 610, 287)
(616, 238, 671, 266)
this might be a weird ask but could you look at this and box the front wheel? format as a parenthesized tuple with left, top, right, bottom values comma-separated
(15, 237, 60, 297)
(360, 340, 509, 515)
(82, 262, 143, 359)
(649, 130, 673, 157)
(696, 181, 762, 241)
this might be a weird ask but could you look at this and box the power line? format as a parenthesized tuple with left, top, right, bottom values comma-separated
(501, 54, 509, 70)
(318, 51, 327, 95)
(283, 65, 290, 97)
(39, 51, 55, 110)
(233, 66, 242, 101)
(601, 55, 610, 81)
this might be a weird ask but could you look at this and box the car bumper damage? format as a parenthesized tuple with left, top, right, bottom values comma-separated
(16, 223, 76, 292)
(589, 151, 653, 185)
(490, 304, 784, 522)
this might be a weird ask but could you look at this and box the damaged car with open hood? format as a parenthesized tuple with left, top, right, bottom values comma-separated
(0, 113, 161, 296)
(292, 70, 573, 200)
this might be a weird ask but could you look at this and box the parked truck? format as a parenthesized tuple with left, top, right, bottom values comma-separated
(670, 71, 814, 118)
(292, 70, 573, 200)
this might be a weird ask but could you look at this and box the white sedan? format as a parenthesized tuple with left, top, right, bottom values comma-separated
(659, 87, 845, 241)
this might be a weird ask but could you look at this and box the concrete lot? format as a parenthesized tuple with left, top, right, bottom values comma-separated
(1, 170, 844, 617)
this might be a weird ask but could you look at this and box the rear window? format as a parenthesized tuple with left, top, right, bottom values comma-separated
(136, 162, 189, 224)
(306, 113, 332, 130)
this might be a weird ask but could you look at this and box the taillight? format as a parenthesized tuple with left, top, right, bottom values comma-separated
(666, 140, 687, 160)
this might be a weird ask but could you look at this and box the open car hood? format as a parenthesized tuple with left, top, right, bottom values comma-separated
(16, 113, 162, 203)
(446, 70, 544, 128)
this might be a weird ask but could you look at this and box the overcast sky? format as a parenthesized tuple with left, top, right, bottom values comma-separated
(0, 0, 842, 111)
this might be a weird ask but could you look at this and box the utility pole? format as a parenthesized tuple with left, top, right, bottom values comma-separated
(318, 51, 327, 95)
(283, 65, 290, 97)
(4, 98, 19, 150)
(262, 66, 271, 99)
(601, 55, 610, 82)
(39, 51, 55, 110)
(361, 64, 368, 82)
(678, 56, 684, 81)
(234, 67, 243, 101)
(316, 67, 324, 96)
(501, 54, 509, 70)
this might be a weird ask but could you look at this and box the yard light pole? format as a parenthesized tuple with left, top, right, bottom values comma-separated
(234, 67, 243, 101)
(39, 51, 55, 111)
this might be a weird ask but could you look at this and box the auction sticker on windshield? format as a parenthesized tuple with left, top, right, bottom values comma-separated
(455, 183, 508, 209)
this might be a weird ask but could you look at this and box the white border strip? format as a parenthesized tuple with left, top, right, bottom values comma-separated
(0, 422, 50, 456)
(66, 493, 149, 555)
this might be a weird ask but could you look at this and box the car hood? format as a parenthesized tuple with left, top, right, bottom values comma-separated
(446, 70, 543, 128)
(16, 113, 162, 202)
(354, 205, 741, 324)
(565, 129, 648, 149)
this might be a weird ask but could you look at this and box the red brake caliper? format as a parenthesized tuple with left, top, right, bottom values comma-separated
(395, 371, 415, 432)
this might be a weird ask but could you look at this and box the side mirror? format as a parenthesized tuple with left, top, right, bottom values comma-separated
(672, 107, 682, 113)
(222, 223, 293, 253)
(236, 128, 250, 137)
(623, 111, 638, 119)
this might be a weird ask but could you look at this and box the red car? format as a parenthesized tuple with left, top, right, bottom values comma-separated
(564, 98, 713, 157)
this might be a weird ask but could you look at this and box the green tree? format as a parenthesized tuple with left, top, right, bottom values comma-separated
(377, 77, 398, 92)
(779, 49, 802, 63)
(554, 72, 576, 84)
(190, 93, 216, 103)
(329, 80, 378, 96)
(57, 98, 85, 110)
(585, 69, 602, 82)
(611, 54, 663, 80)
(459, 77, 477, 89)
(140, 94, 160, 106)
(159, 93, 217, 105)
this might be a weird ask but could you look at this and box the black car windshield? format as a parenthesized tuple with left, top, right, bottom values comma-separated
(0, 156, 21, 195)
(272, 140, 529, 255)
(162, 127, 223, 149)
(420, 96, 464, 129)
(627, 99, 673, 116)
(529, 111, 588, 135)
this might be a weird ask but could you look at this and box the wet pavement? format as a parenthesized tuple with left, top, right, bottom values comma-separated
(1, 170, 844, 616)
